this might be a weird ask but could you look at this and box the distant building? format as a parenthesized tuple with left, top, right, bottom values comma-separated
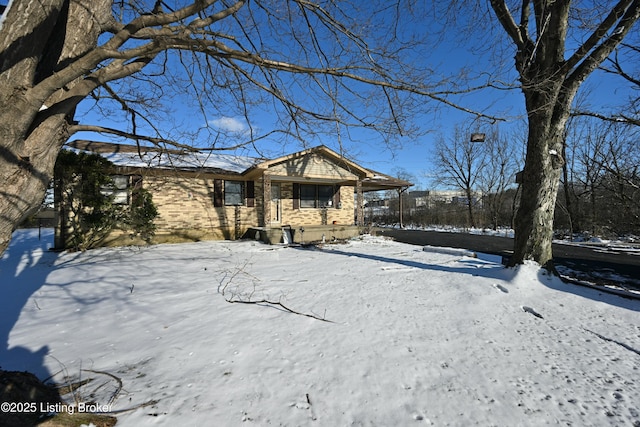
(365, 189, 482, 215)
(412, 190, 482, 208)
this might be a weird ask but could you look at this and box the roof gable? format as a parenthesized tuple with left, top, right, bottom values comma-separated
(253, 146, 372, 180)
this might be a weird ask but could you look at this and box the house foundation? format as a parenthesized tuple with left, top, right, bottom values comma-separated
(246, 225, 362, 244)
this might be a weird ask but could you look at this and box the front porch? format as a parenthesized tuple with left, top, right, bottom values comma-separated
(247, 146, 413, 231)
(245, 224, 362, 244)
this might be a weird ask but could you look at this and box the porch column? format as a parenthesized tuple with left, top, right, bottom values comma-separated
(262, 174, 271, 226)
(356, 179, 364, 226)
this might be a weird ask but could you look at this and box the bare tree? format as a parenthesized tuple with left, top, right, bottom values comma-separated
(487, 0, 640, 269)
(596, 124, 640, 232)
(431, 124, 487, 228)
(0, 0, 481, 256)
(478, 128, 520, 230)
(559, 116, 640, 236)
(561, 116, 608, 235)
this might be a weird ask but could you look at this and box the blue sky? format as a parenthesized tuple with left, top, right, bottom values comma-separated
(71, 2, 638, 190)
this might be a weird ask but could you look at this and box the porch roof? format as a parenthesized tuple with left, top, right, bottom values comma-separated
(361, 171, 413, 192)
(265, 173, 412, 191)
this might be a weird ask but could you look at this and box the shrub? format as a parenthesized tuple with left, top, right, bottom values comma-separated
(54, 150, 157, 250)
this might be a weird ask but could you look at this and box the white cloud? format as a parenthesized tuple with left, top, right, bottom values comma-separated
(210, 116, 247, 133)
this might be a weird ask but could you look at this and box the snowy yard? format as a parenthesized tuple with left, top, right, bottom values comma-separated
(2, 229, 639, 426)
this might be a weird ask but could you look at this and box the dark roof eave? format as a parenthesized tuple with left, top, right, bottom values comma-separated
(362, 183, 413, 192)
(361, 175, 413, 191)
(113, 165, 244, 176)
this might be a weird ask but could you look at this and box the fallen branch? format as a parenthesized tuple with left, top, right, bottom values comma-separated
(83, 369, 123, 406)
(218, 263, 334, 323)
(217, 259, 256, 295)
(582, 328, 640, 357)
(225, 296, 334, 323)
(306, 392, 318, 421)
(104, 399, 160, 415)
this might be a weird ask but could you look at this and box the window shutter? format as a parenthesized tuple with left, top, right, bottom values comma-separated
(246, 181, 255, 207)
(213, 179, 223, 207)
(333, 185, 340, 208)
(293, 183, 300, 209)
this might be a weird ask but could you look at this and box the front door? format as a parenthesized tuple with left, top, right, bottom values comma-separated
(270, 184, 281, 224)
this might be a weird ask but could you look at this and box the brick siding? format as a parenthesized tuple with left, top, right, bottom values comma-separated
(144, 174, 258, 240)
(277, 183, 354, 226)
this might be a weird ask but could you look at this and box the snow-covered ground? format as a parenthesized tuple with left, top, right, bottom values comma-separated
(396, 224, 640, 252)
(387, 224, 516, 238)
(384, 224, 640, 292)
(2, 229, 639, 426)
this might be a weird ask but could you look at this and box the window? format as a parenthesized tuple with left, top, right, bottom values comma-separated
(224, 180, 244, 206)
(102, 175, 129, 205)
(299, 184, 336, 208)
(318, 185, 334, 208)
(300, 184, 317, 208)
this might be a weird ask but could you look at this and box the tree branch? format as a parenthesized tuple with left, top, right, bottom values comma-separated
(489, 0, 525, 48)
(225, 296, 334, 323)
(67, 126, 251, 152)
(564, 0, 635, 72)
(572, 110, 640, 127)
(565, 0, 640, 91)
(218, 263, 334, 323)
(601, 50, 640, 87)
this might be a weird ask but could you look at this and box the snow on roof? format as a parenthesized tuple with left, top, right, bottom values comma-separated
(370, 174, 390, 180)
(67, 141, 260, 174)
(361, 169, 412, 191)
(65, 141, 412, 188)
(101, 150, 259, 174)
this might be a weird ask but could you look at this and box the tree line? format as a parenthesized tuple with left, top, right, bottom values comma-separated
(372, 118, 639, 238)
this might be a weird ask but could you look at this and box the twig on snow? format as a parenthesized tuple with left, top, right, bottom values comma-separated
(218, 262, 334, 323)
(582, 328, 640, 357)
(225, 295, 334, 323)
(102, 399, 160, 415)
(83, 369, 123, 406)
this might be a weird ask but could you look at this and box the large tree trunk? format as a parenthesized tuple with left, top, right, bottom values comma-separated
(509, 79, 573, 269)
(510, 133, 564, 269)
(0, 0, 112, 255)
(0, 117, 70, 255)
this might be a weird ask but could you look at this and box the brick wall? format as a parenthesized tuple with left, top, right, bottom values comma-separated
(144, 174, 258, 240)
(269, 182, 354, 226)
(105, 174, 357, 244)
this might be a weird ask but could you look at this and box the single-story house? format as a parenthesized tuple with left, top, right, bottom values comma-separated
(54, 141, 412, 248)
